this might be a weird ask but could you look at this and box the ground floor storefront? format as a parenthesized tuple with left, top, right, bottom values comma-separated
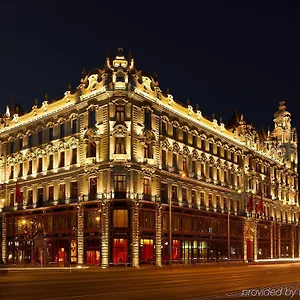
(2, 201, 300, 266)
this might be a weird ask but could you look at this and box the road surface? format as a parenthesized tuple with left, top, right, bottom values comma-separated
(1, 263, 300, 300)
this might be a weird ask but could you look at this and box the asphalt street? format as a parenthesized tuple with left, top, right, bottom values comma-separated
(1, 263, 300, 300)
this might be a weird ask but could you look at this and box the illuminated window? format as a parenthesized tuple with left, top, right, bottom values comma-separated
(116, 106, 125, 122)
(182, 157, 187, 171)
(192, 190, 196, 204)
(9, 165, 14, 179)
(144, 143, 152, 159)
(182, 188, 187, 202)
(87, 142, 96, 157)
(200, 192, 205, 206)
(143, 178, 151, 196)
(173, 153, 177, 169)
(114, 175, 126, 192)
(172, 185, 178, 201)
(208, 194, 213, 207)
(115, 137, 126, 154)
(113, 210, 128, 227)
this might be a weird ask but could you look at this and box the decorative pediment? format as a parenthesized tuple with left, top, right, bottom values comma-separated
(172, 142, 180, 153)
(57, 141, 66, 151)
(182, 146, 190, 157)
(35, 148, 45, 157)
(83, 163, 99, 176)
(7, 156, 15, 165)
(192, 149, 199, 160)
(208, 156, 215, 166)
(141, 165, 156, 177)
(112, 124, 128, 137)
(140, 129, 156, 145)
(15, 153, 24, 163)
(26, 150, 36, 160)
(199, 153, 207, 163)
(161, 138, 170, 150)
(68, 137, 79, 148)
(45, 144, 55, 154)
(83, 128, 98, 140)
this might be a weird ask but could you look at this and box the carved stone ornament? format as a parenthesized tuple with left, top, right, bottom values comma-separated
(112, 124, 128, 137)
(141, 165, 156, 177)
(140, 129, 156, 145)
(84, 164, 100, 176)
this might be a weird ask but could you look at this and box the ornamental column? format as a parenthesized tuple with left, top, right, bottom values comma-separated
(270, 222, 274, 259)
(101, 199, 109, 268)
(1, 214, 7, 263)
(77, 204, 84, 265)
(132, 200, 139, 268)
(243, 220, 248, 263)
(155, 203, 162, 267)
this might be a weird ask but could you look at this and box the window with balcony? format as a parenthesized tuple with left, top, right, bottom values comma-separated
(144, 143, 152, 159)
(70, 182, 78, 200)
(27, 190, 33, 205)
(114, 175, 126, 198)
(172, 185, 178, 201)
(48, 186, 54, 201)
(87, 142, 96, 158)
(115, 137, 126, 154)
(143, 178, 151, 200)
(59, 184, 66, 201)
(89, 178, 97, 198)
(161, 183, 168, 204)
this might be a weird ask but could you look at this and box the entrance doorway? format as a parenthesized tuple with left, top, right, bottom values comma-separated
(113, 239, 128, 266)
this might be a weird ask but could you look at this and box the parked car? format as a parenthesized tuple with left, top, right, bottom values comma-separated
(0, 259, 8, 274)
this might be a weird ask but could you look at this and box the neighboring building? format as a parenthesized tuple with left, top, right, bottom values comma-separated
(0, 49, 298, 267)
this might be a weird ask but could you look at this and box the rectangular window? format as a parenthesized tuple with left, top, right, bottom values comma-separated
(87, 142, 96, 157)
(182, 188, 187, 202)
(173, 126, 177, 139)
(27, 190, 33, 205)
(144, 144, 152, 159)
(161, 183, 168, 204)
(38, 157, 43, 173)
(208, 194, 213, 207)
(144, 109, 151, 129)
(224, 197, 228, 210)
(49, 127, 54, 141)
(200, 192, 205, 206)
(192, 190, 196, 204)
(216, 196, 221, 208)
(37, 187, 43, 206)
(182, 157, 187, 171)
(115, 137, 126, 154)
(49, 154, 53, 170)
(89, 178, 97, 196)
(48, 186, 54, 201)
(71, 148, 77, 165)
(9, 165, 14, 179)
(172, 185, 178, 201)
(114, 175, 126, 192)
(162, 121, 167, 136)
(162, 149, 167, 169)
(28, 135, 33, 148)
(60, 123, 65, 138)
(71, 182, 78, 200)
(10, 141, 14, 154)
(19, 138, 23, 151)
(10, 193, 14, 206)
(59, 152, 65, 168)
(192, 160, 196, 173)
(28, 161, 32, 175)
(173, 153, 177, 169)
(116, 106, 125, 122)
(38, 130, 43, 145)
(19, 163, 23, 177)
(59, 184, 66, 200)
(143, 178, 150, 195)
(72, 119, 77, 134)
(88, 109, 96, 128)
(113, 210, 128, 227)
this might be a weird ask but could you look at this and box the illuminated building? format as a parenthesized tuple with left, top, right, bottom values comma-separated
(0, 49, 298, 266)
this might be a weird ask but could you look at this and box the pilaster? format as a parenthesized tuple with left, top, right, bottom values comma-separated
(1, 214, 7, 263)
(131, 200, 139, 268)
(155, 203, 162, 267)
(101, 200, 109, 268)
(77, 204, 84, 265)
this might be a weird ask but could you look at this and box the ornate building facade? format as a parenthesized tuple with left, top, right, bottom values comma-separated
(0, 49, 298, 267)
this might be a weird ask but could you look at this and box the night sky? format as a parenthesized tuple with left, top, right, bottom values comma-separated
(2, 1, 300, 133)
